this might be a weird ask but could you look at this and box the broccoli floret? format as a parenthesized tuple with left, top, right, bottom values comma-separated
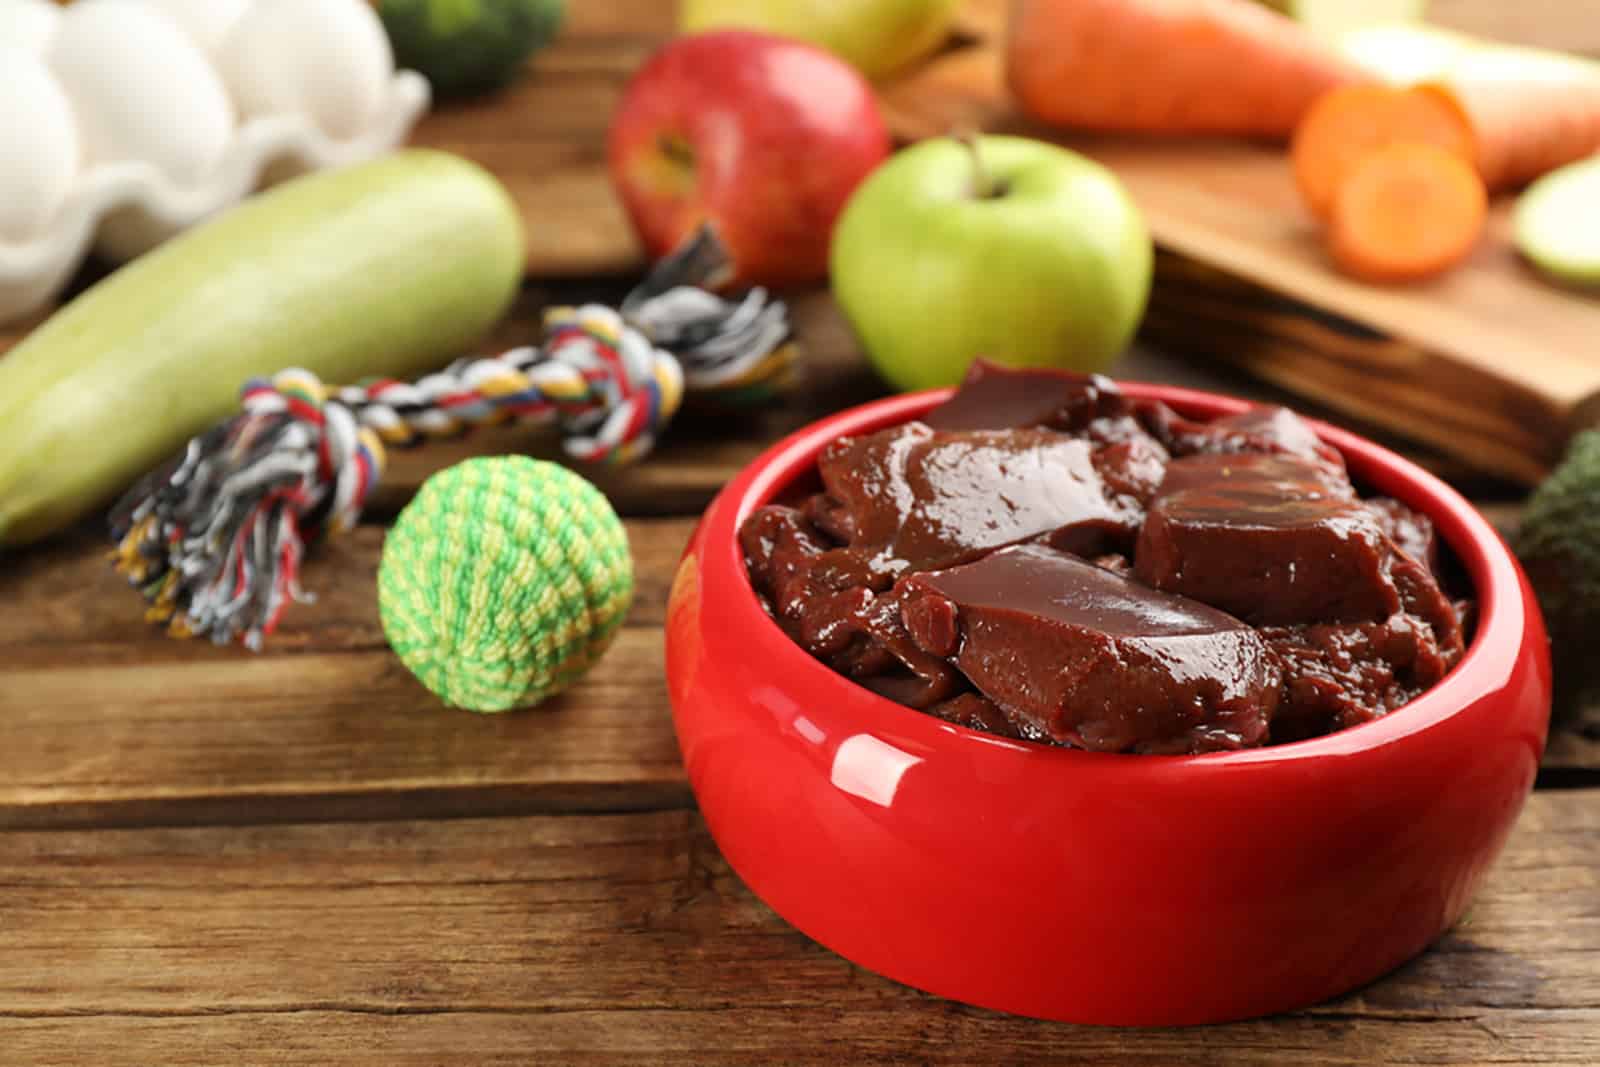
(381, 0, 565, 100)
(1515, 429, 1600, 720)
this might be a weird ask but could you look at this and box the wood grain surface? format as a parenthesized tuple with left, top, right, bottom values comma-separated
(2, 2, 1599, 1063)
(2, 794, 1597, 1066)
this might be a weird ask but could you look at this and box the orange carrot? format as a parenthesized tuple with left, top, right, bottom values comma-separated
(1421, 49, 1600, 191)
(1006, 0, 1360, 139)
(1327, 142, 1487, 284)
(1292, 84, 1474, 219)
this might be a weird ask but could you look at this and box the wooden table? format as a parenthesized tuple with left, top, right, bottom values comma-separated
(4, 4, 1600, 1064)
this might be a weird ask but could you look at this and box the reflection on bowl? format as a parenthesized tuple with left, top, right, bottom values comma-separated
(665, 383, 1551, 1026)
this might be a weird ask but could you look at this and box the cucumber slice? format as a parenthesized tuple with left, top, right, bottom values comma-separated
(1259, 0, 1428, 44)
(1515, 155, 1600, 287)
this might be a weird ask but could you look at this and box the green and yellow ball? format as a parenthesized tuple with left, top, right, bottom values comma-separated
(378, 456, 633, 712)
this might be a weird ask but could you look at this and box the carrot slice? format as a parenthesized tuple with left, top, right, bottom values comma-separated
(1337, 25, 1600, 191)
(1291, 84, 1475, 219)
(1006, 0, 1360, 139)
(1327, 142, 1487, 284)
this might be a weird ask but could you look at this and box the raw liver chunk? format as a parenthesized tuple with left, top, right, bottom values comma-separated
(1135, 453, 1401, 625)
(738, 362, 1473, 752)
(817, 422, 1139, 577)
(921, 360, 1129, 433)
(1368, 497, 1440, 575)
(925, 692, 1026, 740)
(899, 545, 1279, 754)
(739, 505, 871, 658)
(1158, 403, 1348, 476)
(1264, 614, 1457, 741)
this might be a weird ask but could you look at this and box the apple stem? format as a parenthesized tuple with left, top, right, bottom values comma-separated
(956, 129, 997, 200)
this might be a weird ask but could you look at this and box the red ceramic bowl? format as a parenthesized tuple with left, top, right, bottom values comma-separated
(664, 383, 1551, 1026)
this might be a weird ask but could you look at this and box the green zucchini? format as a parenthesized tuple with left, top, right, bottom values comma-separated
(0, 149, 525, 548)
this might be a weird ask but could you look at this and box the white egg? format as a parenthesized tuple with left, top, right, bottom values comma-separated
(0, 0, 61, 55)
(47, 2, 234, 186)
(0, 46, 79, 243)
(217, 0, 394, 142)
(113, 0, 250, 57)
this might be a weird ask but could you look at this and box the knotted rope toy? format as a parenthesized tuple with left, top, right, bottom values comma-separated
(378, 456, 632, 712)
(110, 227, 798, 649)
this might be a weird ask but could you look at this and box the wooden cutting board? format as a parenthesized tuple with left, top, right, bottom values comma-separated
(4, 0, 1597, 484)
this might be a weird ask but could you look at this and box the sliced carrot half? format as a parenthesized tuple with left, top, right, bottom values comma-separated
(1327, 141, 1488, 284)
(1292, 83, 1476, 220)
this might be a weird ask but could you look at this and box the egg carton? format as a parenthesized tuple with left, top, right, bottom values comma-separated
(0, 0, 431, 327)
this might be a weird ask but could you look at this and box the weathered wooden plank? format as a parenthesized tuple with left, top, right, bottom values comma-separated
(1139, 253, 1569, 486)
(0, 518, 696, 830)
(0, 519, 694, 663)
(559, 0, 674, 37)
(0, 793, 1594, 1065)
(0, 631, 693, 830)
(402, 0, 663, 279)
(7, 1011, 1600, 1067)
(1546, 729, 1600, 776)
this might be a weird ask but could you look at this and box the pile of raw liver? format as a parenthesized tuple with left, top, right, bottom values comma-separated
(740, 362, 1467, 754)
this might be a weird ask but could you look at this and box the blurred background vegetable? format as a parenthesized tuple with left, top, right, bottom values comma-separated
(1007, 0, 1358, 137)
(1516, 155, 1600, 286)
(378, 0, 564, 98)
(1516, 430, 1600, 719)
(679, 0, 960, 80)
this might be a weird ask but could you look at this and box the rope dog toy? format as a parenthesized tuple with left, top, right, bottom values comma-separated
(110, 227, 798, 648)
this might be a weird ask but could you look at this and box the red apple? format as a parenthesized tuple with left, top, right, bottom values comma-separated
(607, 30, 892, 288)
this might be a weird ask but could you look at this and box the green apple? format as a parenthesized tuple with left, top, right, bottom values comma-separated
(678, 0, 959, 81)
(830, 135, 1152, 393)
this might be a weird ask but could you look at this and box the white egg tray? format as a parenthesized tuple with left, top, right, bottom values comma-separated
(0, 0, 431, 327)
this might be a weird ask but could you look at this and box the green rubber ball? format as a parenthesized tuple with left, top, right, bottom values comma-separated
(378, 456, 633, 712)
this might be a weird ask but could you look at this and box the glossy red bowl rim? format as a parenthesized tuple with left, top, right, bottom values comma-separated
(705, 381, 1526, 766)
